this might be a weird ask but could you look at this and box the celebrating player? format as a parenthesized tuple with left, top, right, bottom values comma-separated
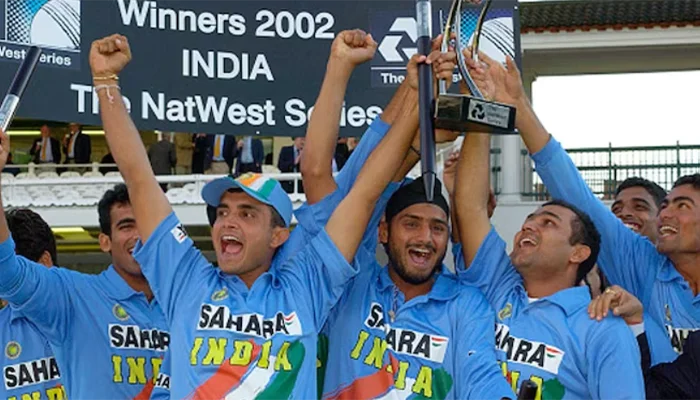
(451, 56, 645, 396)
(468, 38, 699, 357)
(0, 209, 65, 400)
(0, 132, 169, 399)
(90, 32, 433, 397)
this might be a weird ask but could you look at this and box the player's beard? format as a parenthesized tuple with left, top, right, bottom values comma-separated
(385, 239, 446, 285)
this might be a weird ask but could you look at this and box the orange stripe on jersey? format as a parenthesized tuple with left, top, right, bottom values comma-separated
(327, 354, 398, 400)
(187, 340, 262, 400)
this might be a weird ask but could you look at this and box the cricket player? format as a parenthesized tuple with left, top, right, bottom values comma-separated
(90, 32, 442, 397)
(0, 209, 66, 399)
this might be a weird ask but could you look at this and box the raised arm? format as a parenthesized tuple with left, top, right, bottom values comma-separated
(89, 34, 172, 242)
(301, 30, 377, 203)
(326, 51, 450, 261)
(464, 49, 660, 297)
(455, 132, 492, 266)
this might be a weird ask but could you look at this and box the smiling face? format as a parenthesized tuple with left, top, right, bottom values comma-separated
(211, 190, 289, 280)
(379, 203, 449, 285)
(510, 205, 588, 284)
(656, 184, 700, 255)
(611, 186, 659, 242)
(99, 202, 141, 277)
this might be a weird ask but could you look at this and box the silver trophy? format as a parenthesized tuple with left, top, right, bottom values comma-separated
(434, 0, 517, 134)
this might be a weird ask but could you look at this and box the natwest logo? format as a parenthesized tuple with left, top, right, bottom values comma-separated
(377, 17, 417, 63)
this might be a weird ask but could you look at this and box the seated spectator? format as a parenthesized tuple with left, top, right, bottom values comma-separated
(99, 152, 118, 175)
(3, 153, 19, 176)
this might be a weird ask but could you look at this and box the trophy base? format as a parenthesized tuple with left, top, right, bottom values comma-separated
(434, 94, 517, 134)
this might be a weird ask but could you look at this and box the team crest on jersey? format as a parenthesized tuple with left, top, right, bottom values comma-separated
(498, 303, 513, 320)
(212, 288, 229, 301)
(495, 324, 565, 375)
(113, 304, 129, 321)
(363, 302, 450, 363)
(5, 341, 20, 359)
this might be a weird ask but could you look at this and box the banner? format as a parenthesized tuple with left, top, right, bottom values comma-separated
(0, 0, 520, 136)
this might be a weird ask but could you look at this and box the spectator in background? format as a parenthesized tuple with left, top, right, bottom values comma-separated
(30, 124, 60, 170)
(204, 134, 236, 175)
(3, 153, 19, 176)
(147, 133, 176, 192)
(334, 138, 349, 170)
(62, 122, 91, 169)
(346, 137, 358, 159)
(278, 137, 305, 193)
(191, 133, 208, 174)
(99, 152, 118, 175)
(174, 132, 194, 175)
(235, 135, 263, 174)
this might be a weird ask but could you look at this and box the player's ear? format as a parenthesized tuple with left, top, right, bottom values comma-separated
(98, 233, 112, 254)
(379, 218, 389, 244)
(38, 251, 54, 268)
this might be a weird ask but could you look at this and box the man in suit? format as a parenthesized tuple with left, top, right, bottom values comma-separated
(277, 137, 304, 193)
(30, 124, 60, 171)
(204, 134, 237, 175)
(235, 136, 263, 174)
(62, 122, 91, 170)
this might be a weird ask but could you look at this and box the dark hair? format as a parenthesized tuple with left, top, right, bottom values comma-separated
(206, 189, 285, 229)
(615, 177, 666, 207)
(7, 208, 57, 265)
(98, 183, 131, 236)
(542, 199, 601, 284)
(673, 173, 700, 191)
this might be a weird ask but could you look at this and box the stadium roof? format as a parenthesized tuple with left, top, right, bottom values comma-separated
(520, 0, 700, 33)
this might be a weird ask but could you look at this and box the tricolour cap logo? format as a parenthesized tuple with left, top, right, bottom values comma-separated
(5, 341, 20, 359)
(113, 304, 129, 321)
(498, 303, 513, 321)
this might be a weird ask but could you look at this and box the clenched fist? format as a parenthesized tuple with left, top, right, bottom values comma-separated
(89, 34, 132, 78)
(330, 29, 377, 67)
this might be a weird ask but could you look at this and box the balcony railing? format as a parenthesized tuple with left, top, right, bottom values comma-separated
(520, 142, 700, 200)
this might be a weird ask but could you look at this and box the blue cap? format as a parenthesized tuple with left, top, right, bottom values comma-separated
(201, 173, 293, 227)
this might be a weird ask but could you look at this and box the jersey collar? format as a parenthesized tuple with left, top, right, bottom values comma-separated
(98, 265, 146, 301)
(657, 258, 688, 283)
(377, 265, 460, 302)
(529, 286, 591, 317)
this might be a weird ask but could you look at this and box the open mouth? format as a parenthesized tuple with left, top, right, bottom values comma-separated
(221, 235, 244, 256)
(408, 247, 432, 267)
(659, 225, 679, 238)
(623, 222, 641, 232)
(519, 237, 538, 248)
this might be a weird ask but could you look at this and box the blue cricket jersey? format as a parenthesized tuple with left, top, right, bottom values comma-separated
(133, 212, 359, 398)
(453, 229, 646, 399)
(531, 136, 693, 360)
(149, 116, 393, 400)
(0, 307, 65, 400)
(318, 258, 514, 400)
(0, 237, 170, 399)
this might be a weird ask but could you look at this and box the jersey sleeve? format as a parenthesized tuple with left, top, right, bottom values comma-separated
(530, 137, 663, 302)
(586, 318, 646, 399)
(455, 287, 515, 399)
(132, 211, 213, 323)
(276, 228, 360, 331)
(334, 117, 390, 194)
(0, 236, 74, 344)
(453, 227, 522, 307)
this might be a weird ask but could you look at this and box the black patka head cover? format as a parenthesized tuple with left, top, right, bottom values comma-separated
(385, 176, 450, 223)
